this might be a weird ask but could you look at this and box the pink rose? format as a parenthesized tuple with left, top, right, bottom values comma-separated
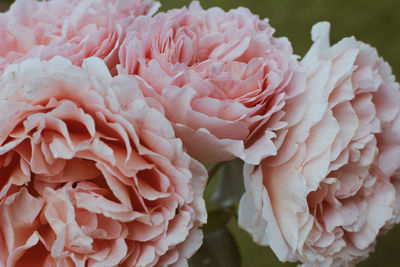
(118, 1, 304, 164)
(238, 22, 400, 266)
(0, 0, 159, 73)
(0, 57, 207, 266)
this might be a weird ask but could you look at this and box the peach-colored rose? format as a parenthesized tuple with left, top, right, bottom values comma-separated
(118, 1, 304, 164)
(0, 57, 207, 266)
(0, 0, 159, 73)
(238, 22, 400, 266)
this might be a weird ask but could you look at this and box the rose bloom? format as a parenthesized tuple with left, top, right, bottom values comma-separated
(118, 1, 304, 164)
(0, 57, 207, 266)
(0, 0, 159, 72)
(238, 22, 400, 266)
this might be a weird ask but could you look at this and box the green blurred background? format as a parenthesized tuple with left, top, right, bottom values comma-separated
(0, 0, 399, 266)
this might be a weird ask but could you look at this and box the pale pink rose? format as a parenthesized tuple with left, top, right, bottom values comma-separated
(0, 57, 207, 266)
(118, 1, 304, 164)
(238, 22, 400, 266)
(0, 0, 159, 73)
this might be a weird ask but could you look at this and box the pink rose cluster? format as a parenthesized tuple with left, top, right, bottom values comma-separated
(0, 0, 398, 267)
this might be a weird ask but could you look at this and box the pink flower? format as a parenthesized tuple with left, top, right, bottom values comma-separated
(118, 1, 304, 164)
(0, 57, 207, 266)
(0, 0, 159, 73)
(238, 22, 400, 266)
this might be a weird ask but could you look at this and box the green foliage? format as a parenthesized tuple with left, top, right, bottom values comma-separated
(202, 209, 233, 233)
(190, 161, 244, 267)
(211, 159, 245, 209)
(191, 227, 241, 267)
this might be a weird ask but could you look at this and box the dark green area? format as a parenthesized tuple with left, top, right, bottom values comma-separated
(0, 0, 399, 266)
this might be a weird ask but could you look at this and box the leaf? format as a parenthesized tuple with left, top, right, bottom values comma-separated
(203, 209, 233, 233)
(190, 160, 244, 266)
(211, 159, 245, 208)
(190, 227, 241, 267)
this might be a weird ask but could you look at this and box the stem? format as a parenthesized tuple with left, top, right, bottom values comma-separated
(207, 162, 224, 180)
